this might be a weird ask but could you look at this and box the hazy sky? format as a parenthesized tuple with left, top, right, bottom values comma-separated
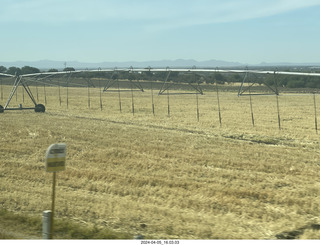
(1, 0, 320, 64)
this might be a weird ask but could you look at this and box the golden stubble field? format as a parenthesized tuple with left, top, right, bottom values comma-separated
(1, 83, 320, 239)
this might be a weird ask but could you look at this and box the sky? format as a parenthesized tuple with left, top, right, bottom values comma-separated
(1, 0, 320, 65)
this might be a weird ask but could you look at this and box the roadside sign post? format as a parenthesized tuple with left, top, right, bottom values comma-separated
(44, 143, 66, 239)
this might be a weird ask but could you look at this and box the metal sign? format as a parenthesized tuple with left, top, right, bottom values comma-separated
(45, 143, 66, 172)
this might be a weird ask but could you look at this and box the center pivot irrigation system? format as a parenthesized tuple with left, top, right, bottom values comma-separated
(1, 67, 320, 113)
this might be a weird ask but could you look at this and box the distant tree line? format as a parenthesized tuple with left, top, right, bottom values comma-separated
(247, 73, 320, 89)
(277, 75, 320, 88)
(0, 66, 75, 75)
(0, 66, 41, 75)
(1, 65, 320, 88)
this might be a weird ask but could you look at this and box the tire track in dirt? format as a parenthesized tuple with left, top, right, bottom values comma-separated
(46, 111, 213, 137)
(46, 112, 304, 147)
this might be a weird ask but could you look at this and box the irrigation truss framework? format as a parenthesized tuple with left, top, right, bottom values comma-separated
(1, 67, 320, 113)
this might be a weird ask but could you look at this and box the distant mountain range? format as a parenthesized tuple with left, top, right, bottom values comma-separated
(0, 59, 243, 70)
(0, 59, 319, 70)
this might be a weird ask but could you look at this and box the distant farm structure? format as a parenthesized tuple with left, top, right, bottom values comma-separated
(2, 67, 320, 132)
(2, 67, 320, 112)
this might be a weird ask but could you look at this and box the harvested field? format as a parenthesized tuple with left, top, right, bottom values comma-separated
(1, 84, 320, 239)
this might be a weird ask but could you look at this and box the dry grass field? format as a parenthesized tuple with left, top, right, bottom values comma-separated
(1, 82, 320, 239)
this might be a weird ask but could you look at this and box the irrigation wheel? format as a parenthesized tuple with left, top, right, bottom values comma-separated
(0, 105, 4, 113)
(34, 104, 45, 113)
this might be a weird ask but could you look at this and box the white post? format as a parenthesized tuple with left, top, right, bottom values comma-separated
(42, 210, 52, 239)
